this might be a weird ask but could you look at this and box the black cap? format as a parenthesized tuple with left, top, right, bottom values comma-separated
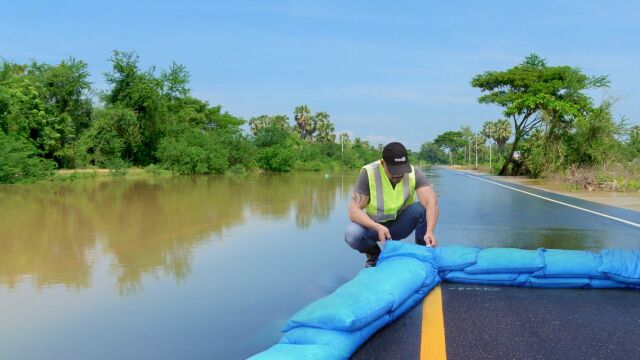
(382, 142, 411, 175)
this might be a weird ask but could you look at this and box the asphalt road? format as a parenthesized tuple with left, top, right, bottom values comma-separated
(352, 168, 640, 360)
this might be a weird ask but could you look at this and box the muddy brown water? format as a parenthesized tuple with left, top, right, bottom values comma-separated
(0, 169, 638, 359)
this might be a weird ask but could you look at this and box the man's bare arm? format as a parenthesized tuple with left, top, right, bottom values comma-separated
(416, 185, 440, 246)
(348, 193, 377, 229)
(348, 192, 391, 243)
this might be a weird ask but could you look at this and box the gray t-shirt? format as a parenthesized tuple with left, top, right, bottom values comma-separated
(354, 167, 431, 197)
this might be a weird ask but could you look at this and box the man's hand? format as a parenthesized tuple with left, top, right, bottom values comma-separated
(376, 224, 391, 245)
(424, 231, 437, 247)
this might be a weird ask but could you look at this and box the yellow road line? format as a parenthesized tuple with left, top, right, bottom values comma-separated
(420, 285, 447, 360)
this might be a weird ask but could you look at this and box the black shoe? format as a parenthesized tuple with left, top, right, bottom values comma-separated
(363, 245, 381, 268)
(365, 252, 379, 268)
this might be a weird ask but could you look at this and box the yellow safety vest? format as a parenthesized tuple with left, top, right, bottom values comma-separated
(363, 160, 416, 222)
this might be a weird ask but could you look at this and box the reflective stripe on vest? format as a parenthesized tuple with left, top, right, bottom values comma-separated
(363, 160, 416, 222)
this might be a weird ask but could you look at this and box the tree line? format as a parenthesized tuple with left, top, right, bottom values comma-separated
(418, 54, 640, 187)
(0, 51, 380, 183)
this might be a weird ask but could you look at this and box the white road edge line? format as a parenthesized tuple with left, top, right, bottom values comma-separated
(446, 168, 640, 229)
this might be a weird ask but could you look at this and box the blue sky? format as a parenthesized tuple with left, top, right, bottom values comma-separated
(2, 0, 639, 150)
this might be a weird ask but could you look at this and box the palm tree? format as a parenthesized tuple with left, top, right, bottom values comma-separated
(314, 112, 335, 143)
(294, 105, 312, 140)
(494, 119, 512, 154)
(460, 125, 473, 165)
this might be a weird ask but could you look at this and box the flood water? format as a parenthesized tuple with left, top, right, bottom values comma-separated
(1, 169, 638, 359)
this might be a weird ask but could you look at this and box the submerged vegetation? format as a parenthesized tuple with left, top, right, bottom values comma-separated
(0, 51, 379, 184)
(419, 54, 640, 191)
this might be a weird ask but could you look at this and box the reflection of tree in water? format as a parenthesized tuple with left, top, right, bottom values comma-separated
(91, 177, 248, 296)
(0, 185, 96, 289)
(237, 173, 343, 229)
(0, 173, 345, 294)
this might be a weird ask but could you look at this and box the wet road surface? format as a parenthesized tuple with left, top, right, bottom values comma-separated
(354, 168, 640, 360)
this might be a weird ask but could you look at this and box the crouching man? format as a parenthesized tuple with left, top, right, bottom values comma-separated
(345, 142, 439, 267)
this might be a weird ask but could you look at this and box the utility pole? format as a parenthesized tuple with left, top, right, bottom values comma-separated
(489, 128, 492, 170)
(475, 136, 478, 168)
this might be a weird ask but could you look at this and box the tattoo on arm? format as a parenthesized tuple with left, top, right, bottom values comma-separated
(351, 192, 369, 208)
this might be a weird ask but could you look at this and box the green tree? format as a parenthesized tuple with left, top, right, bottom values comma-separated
(418, 141, 448, 164)
(294, 105, 313, 141)
(471, 53, 609, 175)
(434, 131, 466, 164)
(493, 119, 512, 153)
(156, 129, 229, 174)
(569, 100, 623, 165)
(74, 107, 137, 167)
(460, 125, 473, 164)
(0, 132, 55, 183)
(629, 125, 640, 157)
(103, 51, 169, 165)
(0, 59, 93, 166)
(314, 112, 336, 143)
(248, 114, 290, 135)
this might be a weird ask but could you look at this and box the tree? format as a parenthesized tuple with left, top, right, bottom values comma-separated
(0, 132, 55, 183)
(157, 129, 229, 174)
(314, 112, 336, 143)
(481, 121, 496, 141)
(460, 125, 473, 164)
(471, 53, 609, 175)
(294, 105, 313, 140)
(434, 131, 466, 164)
(0, 59, 93, 166)
(75, 107, 136, 167)
(248, 115, 290, 135)
(629, 125, 640, 157)
(569, 100, 622, 165)
(493, 119, 512, 153)
(418, 141, 448, 164)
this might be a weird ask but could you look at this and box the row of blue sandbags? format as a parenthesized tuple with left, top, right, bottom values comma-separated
(437, 245, 640, 288)
(250, 243, 640, 359)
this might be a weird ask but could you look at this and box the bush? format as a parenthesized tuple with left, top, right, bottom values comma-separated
(0, 132, 56, 183)
(74, 109, 128, 168)
(256, 146, 296, 172)
(156, 129, 229, 174)
(294, 159, 331, 172)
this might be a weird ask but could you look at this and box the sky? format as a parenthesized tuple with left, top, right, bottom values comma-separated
(2, 0, 639, 150)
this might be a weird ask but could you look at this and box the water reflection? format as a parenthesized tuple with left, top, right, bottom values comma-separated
(0, 173, 352, 293)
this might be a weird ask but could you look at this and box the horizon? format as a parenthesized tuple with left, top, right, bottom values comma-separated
(2, 0, 639, 150)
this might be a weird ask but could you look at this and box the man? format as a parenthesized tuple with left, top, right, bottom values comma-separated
(345, 142, 439, 267)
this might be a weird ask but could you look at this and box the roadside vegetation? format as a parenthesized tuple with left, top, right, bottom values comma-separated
(418, 54, 640, 192)
(0, 51, 379, 184)
(3, 52, 638, 191)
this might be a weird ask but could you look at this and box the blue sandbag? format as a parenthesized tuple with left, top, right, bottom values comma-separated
(281, 313, 392, 359)
(588, 279, 636, 289)
(599, 249, 640, 285)
(464, 248, 545, 274)
(378, 241, 438, 266)
(527, 276, 590, 288)
(444, 271, 530, 286)
(252, 244, 640, 360)
(391, 271, 440, 322)
(249, 344, 345, 360)
(532, 249, 605, 279)
(370, 257, 429, 310)
(284, 251, 430, 332)
(436, 245, 479, 271)
(282, 275, 393, 332)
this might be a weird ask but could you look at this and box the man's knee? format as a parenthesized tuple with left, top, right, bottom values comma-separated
(344, 222, 372, 251)
(344, 222, 365, 244)
(406, 202, 426, 220)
